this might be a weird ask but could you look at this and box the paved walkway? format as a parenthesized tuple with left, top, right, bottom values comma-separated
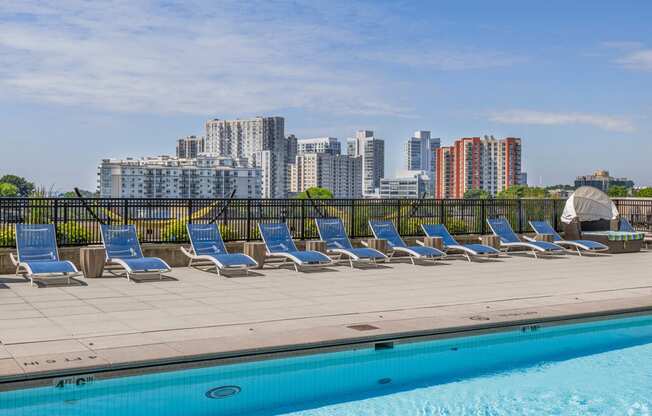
(1, 251, 652, 382)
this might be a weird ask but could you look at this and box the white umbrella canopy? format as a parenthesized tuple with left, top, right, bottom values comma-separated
(561, 186, 620, 224)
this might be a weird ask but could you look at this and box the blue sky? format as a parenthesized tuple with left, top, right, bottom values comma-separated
(1, 0, 651, 191)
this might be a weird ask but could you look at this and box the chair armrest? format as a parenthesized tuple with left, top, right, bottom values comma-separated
(9, 252, 19, 266)
(360, 240, 370, 247)
(523, 236, 536, 242)
(415, 240, 425, 246)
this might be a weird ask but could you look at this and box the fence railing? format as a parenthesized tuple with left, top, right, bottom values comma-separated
(0, 197, 649, 247)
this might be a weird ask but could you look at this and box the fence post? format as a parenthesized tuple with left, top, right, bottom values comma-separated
(53, 199, 59, 242)
(518, 199, 524, 233)
(300, 199, 306, 240)
(187, 199, 193, 224)
(396, 199, 402, 234)
(439, 199, 445, 226)
(480, 199, 486, 235)
(246, 199, 252, 241)
(349, 199, 356, 238)
(553, 199, 559, 231)
(123, 199, 129, 225)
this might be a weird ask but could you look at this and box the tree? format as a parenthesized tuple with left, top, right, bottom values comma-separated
(607, 185, 629, 197)
(0, 175, 34, 197)
(61, 189, 96, 198)
(635, 187, 652, 198)
(0, 182, 19, 197)
(296, 187, 334, 199)
(496, 185, 549, 199)
(463, 189, 491, 199)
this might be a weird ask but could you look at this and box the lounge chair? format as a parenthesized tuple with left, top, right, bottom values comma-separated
(315, 218, 387, 267)
(100, 224, 171, 281)
(11, 224, 82, 286)
(528, 220, 608, 255)
(368, 220, 445, 264)
(486, 217, 565, 258)
(619, 218, 652, 248)
(258, 223, 332, 271)
(181, 223, 258, 275)
(421, 223, 500, 262)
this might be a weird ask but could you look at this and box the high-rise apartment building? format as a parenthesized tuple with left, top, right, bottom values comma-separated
(176, 135, 205, 159)
(204, 116, 287, 198)
(289, 153, 362, 198)
(297, 137, 341, 155)
(434, 136, 522, 198)
(379, 174, 429, 199)
(97, 155, 261, 198)
(347, 130, 384, 197)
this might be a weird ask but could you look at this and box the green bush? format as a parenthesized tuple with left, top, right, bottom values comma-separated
(0, 228, 16, 246)
(56, 222, 91, 245)
(445, 218, 467, 234)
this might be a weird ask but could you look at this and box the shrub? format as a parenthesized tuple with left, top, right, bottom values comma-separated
(0, 228, 16, 246)
(56, 222, 91, 245)
(445, 218, 467, 234)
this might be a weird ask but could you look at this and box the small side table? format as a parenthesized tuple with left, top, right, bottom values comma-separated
(305, 240, 327, 254)
(80, 246, 106, 278)
(367, 238, 388, 254)
(244, 242, 267, 269)
(534, 234, 554, 242)
(423, 236, 444, 251)
(480, 235, 501, 250)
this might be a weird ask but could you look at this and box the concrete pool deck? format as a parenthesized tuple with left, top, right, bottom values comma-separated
(1, 251, 652, 384)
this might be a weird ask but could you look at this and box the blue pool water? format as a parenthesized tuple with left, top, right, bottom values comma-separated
(2, 315, 652, 415)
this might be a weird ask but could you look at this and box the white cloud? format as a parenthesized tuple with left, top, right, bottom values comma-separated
(616, 49, 652, 71)
(0, 0, 525, 118)
(0, 1, 408, 116)
(489, 110, 635, 133)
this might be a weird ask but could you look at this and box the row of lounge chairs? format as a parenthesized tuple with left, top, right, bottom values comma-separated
(10, 217, 609, 286)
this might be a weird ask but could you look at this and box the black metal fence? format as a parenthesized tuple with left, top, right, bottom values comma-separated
(0, 197, 650, 247)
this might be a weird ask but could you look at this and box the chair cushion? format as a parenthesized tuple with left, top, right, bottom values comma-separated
(287, 251, 331, 264)
(345, 247, 386, 259)
(529, 241, 564, 251)
(463, 244, 500, 254)
(573, 240, 608, 250)
(209, 253, 257, 268)
(406, 245, 445, 257)
(24, 260, 77, 275)
(117, 257, 169, 272)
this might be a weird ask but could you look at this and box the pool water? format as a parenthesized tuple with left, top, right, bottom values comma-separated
(2, 315, 652, 415)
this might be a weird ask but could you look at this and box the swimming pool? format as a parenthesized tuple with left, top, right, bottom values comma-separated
(2, 314, 652, 415)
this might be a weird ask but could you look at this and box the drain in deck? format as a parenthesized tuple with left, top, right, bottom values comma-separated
(347, 324, 380, 331)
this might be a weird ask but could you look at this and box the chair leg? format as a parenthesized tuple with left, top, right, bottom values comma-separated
(466, 253, 472, 262)
(349, 258, 354, 268)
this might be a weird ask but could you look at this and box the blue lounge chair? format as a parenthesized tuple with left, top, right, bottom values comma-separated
(487, 217, 565, 258)
(619, 218, 651, 248)
(11, 224, 82, 286)
(181, 223, 257, 275)
(315, 218, 387, 267)
(368, 220, 445, 264)
(421, 223, 500, 262)
(100, 224, 171, 281)
(258, 223, 332, 271)
(528, 220, 608, 255)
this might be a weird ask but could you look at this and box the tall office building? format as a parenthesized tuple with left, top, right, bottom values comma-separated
(574, 170, 634, 192)
(434, 136, 522, 198)
(289, 153, 362, 198)
(176, 135, 205, 159)
(379, 173, 430, 199)
(204, 116, 287, 198)
(296, 137, 341, 155)
(404, 131, 440, 196)
(347, 130, 384, 197)
(97, 155, 261, 199)
(404, 131, 440, 171)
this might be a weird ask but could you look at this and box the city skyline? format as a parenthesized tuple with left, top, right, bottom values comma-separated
(1, 1, 651, 190)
